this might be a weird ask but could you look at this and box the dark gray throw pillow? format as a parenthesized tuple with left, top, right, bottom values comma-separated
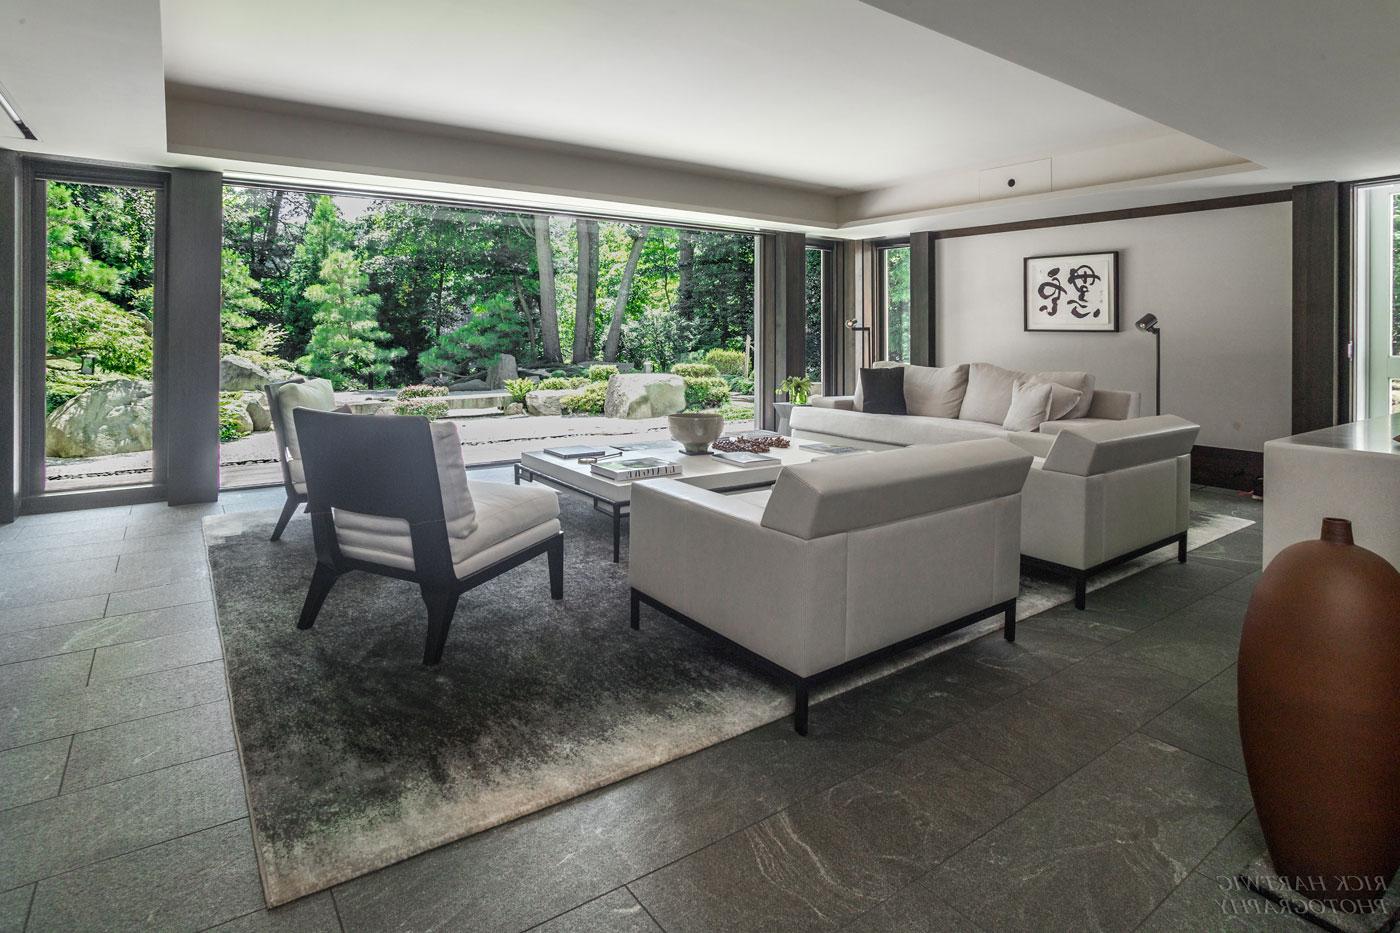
(859, 366, 907, 415)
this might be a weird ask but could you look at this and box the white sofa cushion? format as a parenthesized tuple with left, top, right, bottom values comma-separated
(904, 363, 970, 418)
(959, 363, 1022, 424)
(1002, 381, 1056, 432)
(1027, 371, 1095, 419)
(761, 439, 1032, 540)
(1041, 415, 1200, 476)
(791, 406, 1007, 447)
(274, 378, 336, 491)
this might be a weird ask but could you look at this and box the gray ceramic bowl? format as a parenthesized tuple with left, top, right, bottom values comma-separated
(668, 411, 725, 453)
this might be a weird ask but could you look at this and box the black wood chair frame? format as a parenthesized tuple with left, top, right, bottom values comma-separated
(630, 587, 1016, 736)
(1021, 531, 1187, 610)
(293, 409, 564, 664)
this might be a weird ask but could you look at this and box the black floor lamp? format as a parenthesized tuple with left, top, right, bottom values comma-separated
(1135, 313, 1161, 415)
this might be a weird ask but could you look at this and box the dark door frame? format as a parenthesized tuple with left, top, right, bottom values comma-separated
(18, 157, 172, 513)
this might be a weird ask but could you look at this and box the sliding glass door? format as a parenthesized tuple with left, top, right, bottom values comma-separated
(1355, 183, 1400, 418)
(23, 164, 167, 501)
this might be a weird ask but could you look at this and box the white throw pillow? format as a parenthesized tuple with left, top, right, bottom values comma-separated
(1035, 380, 1084, 422)
(1028, 371, 1095, 419)
(853, 360, 904, 411)
(959, 363, 1022, 424)
(275, 378, 336, 463)
(903, 363, 970, 418)
(1002, 381, 1056, 432)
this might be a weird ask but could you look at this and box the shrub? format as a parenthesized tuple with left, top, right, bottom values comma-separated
(622, 307, 690, 372)
(397, 384, 449, 400)
(587, 364, 618, 383)
(218, 392, 252, 442)
(394, 399, 449, 420)
(417, 295, 528, 380)
(725, 373, 755, 394)
(503, 377, 535, 404)
(537, 376, 588, 390)
(704, 348, 747, 376)
(550, 369, 567, 378)
(718, 403, 755, 421)
(560, 381, 608, 415)
(672, 362, 720, 379)
(684, 375, 731, 410)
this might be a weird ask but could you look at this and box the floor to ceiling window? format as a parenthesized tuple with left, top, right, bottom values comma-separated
(1353, 182, 1400, 417)
(38, 177, 163, 494)
(218, 185, 757, 487)
(880, 244, 911, 363)
(804, 244, 829, 393)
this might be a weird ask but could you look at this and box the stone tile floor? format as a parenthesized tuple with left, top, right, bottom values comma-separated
(0, 481, 1306, 932)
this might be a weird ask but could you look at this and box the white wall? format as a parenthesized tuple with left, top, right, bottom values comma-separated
(935, 202, 1291, 451)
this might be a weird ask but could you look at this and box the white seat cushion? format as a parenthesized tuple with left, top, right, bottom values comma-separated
(335, 480, 558, 577)
(791, 407, 1007, 447)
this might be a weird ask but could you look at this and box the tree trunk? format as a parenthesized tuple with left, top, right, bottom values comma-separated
(514, 273, 538, 356)
(603, 225, 649, 361)
(534, 216, 561, 362)
(572, 218, 599, 363)
(256, 190, 285, 276)
(675, 229, 696, 318)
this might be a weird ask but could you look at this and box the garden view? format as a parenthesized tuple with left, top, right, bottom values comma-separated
(41, 183, 832, 490)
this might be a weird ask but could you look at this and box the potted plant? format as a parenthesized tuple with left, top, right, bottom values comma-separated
(773, 375, 812, 436)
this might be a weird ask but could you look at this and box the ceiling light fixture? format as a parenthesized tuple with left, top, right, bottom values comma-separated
(0, 80, 37, 141)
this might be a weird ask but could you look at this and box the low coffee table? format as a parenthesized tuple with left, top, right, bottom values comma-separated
(515, 440, 841, 561)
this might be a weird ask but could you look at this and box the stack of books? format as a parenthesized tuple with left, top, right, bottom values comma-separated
(590, 457, 681, 481)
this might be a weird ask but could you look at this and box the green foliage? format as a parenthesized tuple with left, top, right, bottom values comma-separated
(718, 403, 755, 421)
(394, 400, 449, 420)
(219, 392, 252, 442)
(884, 246, 911, 363)
(777, 375, 812, 406)
(46, 287, 153, 379)
(220, 249, 270, 351)
(587, 364, 618, 382)
(396, 384, 449, 400)
(559, 380, 608, 415)
(725, 373, 755, 394)
(45, 368, 118, 413)
(296, 250, 404, 390)
(418, 296, 530, 379)
(537, 376, 587, 390)
(550, 369, 567, 378)
(671, 362, 719, 379)
(684, 376, 731, 411)
(503, 378, 536, 403)
(621, 307, 690, 372)
(704, 348, 747, 376)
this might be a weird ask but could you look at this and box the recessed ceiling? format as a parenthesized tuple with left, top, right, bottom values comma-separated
(160, 0, 1189, 194)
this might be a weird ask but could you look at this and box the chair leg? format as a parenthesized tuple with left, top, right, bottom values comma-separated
(421, 587, 461, 666)
(297, 563, 338, 630)
(270, 496, 300, 542)
(1003, 601, 1017, 642)
(1178, 534, 1188, 563)
(1074, 575, 1088, 611)
(629, 588, 641, 630)
(548, 535, 564, 600)
(794, 682, 810, 736)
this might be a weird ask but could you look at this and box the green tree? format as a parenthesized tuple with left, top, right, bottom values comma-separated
(686, 232, 755, 352)
(283, 196, 352, 356)
(219, 249, 270, 352)
(297, 250, 403, 389)
(418, 295, 531, 378)
(884, 246, 911, 362)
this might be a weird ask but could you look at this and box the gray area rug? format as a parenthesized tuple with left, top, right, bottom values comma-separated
(203, 494, 1252, 905)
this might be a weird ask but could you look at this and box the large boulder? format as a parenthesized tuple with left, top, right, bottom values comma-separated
(525, 389, 580, 417)
(603, 373, 685, 419)
(450, 378, 490, 392)
(485, 353, 518, 389)
(239, 391, 272, 432)
(220, 355, 271, 392)
(46, 379, 154, 458)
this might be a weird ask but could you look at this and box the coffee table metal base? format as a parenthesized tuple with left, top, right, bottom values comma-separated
(515, 462, 629, 562)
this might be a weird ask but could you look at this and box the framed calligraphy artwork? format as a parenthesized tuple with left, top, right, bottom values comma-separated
(1023, 251, 1119, 332)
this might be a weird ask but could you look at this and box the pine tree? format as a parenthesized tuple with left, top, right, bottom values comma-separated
(296, 250, 404, 389)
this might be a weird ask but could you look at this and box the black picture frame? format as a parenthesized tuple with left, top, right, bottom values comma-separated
(1023, 250, 1120, 332)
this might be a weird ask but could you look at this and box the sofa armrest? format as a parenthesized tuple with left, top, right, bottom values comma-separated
(810, 395, 856, 411)
(1086, 389, 1141, 420)
(1004, 431, 1055, 459)
(629, 480, 849, 677)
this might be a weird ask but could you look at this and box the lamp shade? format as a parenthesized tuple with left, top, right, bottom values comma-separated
(1135, 313, 1160, 333)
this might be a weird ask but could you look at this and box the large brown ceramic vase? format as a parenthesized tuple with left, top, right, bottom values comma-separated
(1239, 518, 1400, 906)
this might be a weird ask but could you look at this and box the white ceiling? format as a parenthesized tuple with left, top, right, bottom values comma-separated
(4, 0, 1394, 235)
(159, 0, 1179, 194)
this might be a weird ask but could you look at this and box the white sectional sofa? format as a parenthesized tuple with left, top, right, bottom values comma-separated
(629, 439, 1033, 734)
(789, 362, 1198, 609)
(791, 361, 1141, 450)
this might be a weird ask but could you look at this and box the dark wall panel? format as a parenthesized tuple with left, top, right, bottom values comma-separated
(1291, 182, 1341, 434)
